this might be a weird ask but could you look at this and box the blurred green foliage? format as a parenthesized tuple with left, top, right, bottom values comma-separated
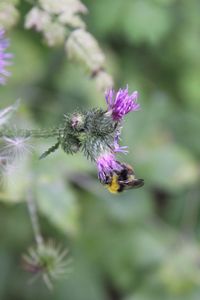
(1, 0, 200, 299)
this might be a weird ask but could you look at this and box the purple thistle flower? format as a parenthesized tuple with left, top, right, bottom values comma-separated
(0, 28, 13, 85)
(96, 152, 123, 183)
(105, 86, 140, 121)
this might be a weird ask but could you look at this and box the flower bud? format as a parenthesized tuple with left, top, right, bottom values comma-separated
(93, 70, 114, 92)
(65, 29, 105, 73)
(25, 7, 51, 32)
(70, 112, 85, 131)
(0, 2, 19, 29)
(43, 22, 66, 47)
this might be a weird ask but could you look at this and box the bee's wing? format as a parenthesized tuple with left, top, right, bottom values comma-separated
(124, 178, 144, 189)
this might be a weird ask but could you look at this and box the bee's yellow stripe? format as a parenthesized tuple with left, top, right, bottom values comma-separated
(106, 175, 120, 194)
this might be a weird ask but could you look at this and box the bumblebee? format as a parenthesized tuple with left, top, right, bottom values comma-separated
(105, 163, 144, 194)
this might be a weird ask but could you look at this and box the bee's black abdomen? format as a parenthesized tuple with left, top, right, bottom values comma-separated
(117, 185, 124, 192)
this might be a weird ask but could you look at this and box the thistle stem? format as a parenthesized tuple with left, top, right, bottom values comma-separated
(26, 191, 44, 247)
(29, 128, 61, 138)
(0, 128, 61, 139)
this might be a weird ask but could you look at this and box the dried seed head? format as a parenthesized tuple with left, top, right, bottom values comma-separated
(23, 240, 73, 289)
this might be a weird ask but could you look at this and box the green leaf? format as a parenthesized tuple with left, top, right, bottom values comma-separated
(36, 177, 79, 235)
(34, 150, 79, 235)
(136, 143, 199, 191)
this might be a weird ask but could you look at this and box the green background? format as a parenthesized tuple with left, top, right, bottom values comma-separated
(1, 0, 200, 299)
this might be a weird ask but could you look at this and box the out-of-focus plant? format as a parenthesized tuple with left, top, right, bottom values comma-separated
(24, 0, 113, 91)
(0, 0, 20, 29)
(23, 191, 72, 289)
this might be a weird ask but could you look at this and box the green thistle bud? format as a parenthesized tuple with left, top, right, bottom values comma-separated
(64, 111, 85, 132)
(84, 108, 117, 136)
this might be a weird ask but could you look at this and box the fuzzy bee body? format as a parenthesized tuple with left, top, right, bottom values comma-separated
(105, 163, 144, 194)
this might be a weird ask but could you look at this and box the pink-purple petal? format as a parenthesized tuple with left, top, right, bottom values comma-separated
(105, 86, 140, 121)
(96, 153, 123, 182)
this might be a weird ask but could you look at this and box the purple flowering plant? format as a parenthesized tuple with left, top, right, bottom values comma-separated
(0, 28, 13, 85)
(96, 86, 141, 185)
(0, 28, 143, 193)
(1, 85, 143, 193)
(105, 86, 140, 121)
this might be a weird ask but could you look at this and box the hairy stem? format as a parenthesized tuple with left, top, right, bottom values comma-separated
(26, 191, 43, 247)
(0, 128, 61, 139)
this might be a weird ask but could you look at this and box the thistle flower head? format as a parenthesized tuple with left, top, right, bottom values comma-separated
(96, 152, 123, 183)
(0, 87, 143, 192)
(65, 89, 140, 185)
(105, 86, 140, 121)
(23, 240, 73, 289)
(0, 28, 13, 85)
